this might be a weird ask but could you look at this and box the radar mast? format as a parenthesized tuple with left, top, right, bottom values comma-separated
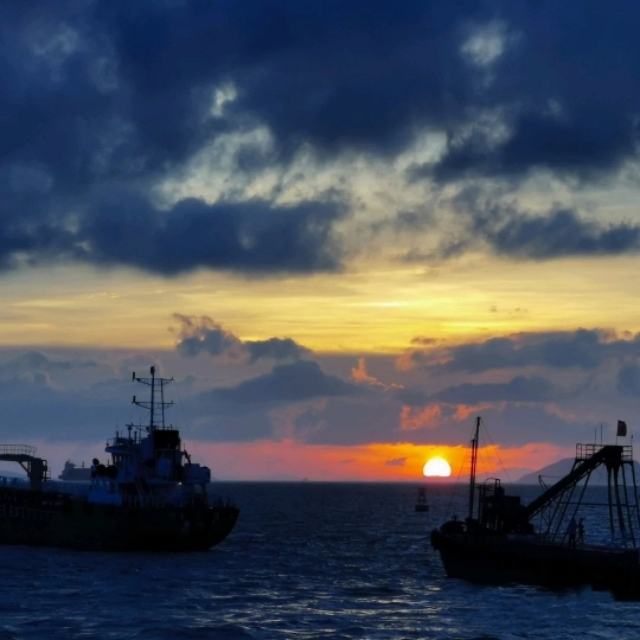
(132, 366, 174, 431)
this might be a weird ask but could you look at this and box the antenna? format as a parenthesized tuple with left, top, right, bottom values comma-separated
(468, 416, 480, 523)
(132, 366, 174, 431)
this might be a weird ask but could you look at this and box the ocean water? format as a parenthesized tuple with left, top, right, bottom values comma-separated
(1, 482, 639, 640)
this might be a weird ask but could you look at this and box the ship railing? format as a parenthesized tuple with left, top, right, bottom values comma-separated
(0, 444, 37, 458)
(576, 443, 633, 461)
(106, 437, 137, 449)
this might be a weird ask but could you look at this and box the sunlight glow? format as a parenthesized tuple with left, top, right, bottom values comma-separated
(423, 457, 452, 477)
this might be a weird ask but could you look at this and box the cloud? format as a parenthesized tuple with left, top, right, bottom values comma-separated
(399, 405, 442, 431)
(433, 375, 557, 404)
(480, 208, 640, 260)
(384, 457, 407, 467)
(0, 352, 97, 377)
(0, 345, 616, 451)
(444, 190, 640, 260)
(76, 194, 345, 276)
(411, 337, 438, 346)
(174, 315, 243, 359)
(350, 357, 402, 390)
(199, 360, 364, 407)
(390, 386, 430, 407)
(616, 363, 640, 397)
(85, 1, 639, 178)
(245, 338, 312, 364)
(174, 314, 311, 363)
(405, 329, 639, 373)
(1, 1, 640, 279)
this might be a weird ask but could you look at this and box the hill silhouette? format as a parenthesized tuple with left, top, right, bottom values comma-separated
(516, 457, 640, 485)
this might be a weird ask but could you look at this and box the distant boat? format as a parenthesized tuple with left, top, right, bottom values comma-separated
(430, 416, 640, 600)
(58, 461, 91, 482)
(415, 486, 429, 512)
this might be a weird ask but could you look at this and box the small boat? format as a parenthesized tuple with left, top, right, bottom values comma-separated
(430, 417, 640, 600)
(0, 366, 239, 551)
(415, 487, 429, 512)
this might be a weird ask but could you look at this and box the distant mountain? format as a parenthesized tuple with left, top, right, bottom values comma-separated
(516, 458, 640, 485)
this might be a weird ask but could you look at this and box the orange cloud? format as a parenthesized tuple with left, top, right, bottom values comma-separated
(399, 404, 442, 430)
(351, 357, 385, 386)
(395, 352, 418, 371)
(350, 357, 403, 389)
(453, 403, 496, 421)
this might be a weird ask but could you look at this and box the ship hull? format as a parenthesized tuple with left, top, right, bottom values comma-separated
(431, 529, 640, 599)
(0, 487, 239, 552)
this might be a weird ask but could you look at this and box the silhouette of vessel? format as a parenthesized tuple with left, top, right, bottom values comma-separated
(415, 487, 429, 512)
(430, 417, 640, 600)
(0, 367, 239, 551)
(58, 461, 91, 482)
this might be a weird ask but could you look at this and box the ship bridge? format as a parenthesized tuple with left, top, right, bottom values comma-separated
(0, 445, 49, 491)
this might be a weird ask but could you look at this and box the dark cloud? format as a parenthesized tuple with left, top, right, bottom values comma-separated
(174, 314, 311, 363)
(447, 190, 640, 259)
(0, 352, 97, 376)
(415, 3, 640, 183)
(616, 364, 640, 397)
(434, 375, 556, 404)
(0, 189, 345, 277)
(77, 194, 344, 276)
(483, 208, 640, 260)
(1, 1, 640, 276)
(0, 374, 122, 441)
(299, 397, 403, 446)
(407, 329, 640, 374)
(390, 386, 430, 407)
(245, 338, 312, 363)
(186, 409, 274, 442)
(385, 457, 407, 467)
(200, 360, 363, 407)
(174, 315, 243, 359)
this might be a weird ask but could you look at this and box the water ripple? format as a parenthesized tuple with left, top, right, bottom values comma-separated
(0, 483, 635, 639)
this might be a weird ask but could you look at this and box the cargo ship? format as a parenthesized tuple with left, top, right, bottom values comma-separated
(430, 417, 640, 600)
(58, 461, 91, 482)
(0, 366, 239, 551)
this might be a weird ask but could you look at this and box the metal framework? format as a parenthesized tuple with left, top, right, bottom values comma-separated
(531, 444, 640, 547)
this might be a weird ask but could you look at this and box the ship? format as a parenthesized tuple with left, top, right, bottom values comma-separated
(0, 366, 239, 551)
(430, 417, 640, 600)
(415, 486, 429, 512)
(58, 461, 91, 482)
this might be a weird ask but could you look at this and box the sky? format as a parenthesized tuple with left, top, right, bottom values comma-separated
(2, 0, 640, 483)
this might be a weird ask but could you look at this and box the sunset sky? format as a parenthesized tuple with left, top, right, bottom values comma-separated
(2, 1, 640, 482)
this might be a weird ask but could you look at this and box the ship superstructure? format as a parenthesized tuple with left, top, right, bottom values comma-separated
(93, 367, 213, 508)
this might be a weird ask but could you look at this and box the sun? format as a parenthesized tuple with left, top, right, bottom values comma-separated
(423, 457, 452, 477)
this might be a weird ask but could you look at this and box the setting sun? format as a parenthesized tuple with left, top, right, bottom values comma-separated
(423, 457, 452, 477)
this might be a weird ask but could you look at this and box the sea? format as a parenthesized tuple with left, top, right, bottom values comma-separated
(1, 482, 639, 640)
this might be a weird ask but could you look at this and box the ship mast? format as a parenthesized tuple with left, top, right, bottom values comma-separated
(468, 416, 480, 522)
(132, 366, 174, 431)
